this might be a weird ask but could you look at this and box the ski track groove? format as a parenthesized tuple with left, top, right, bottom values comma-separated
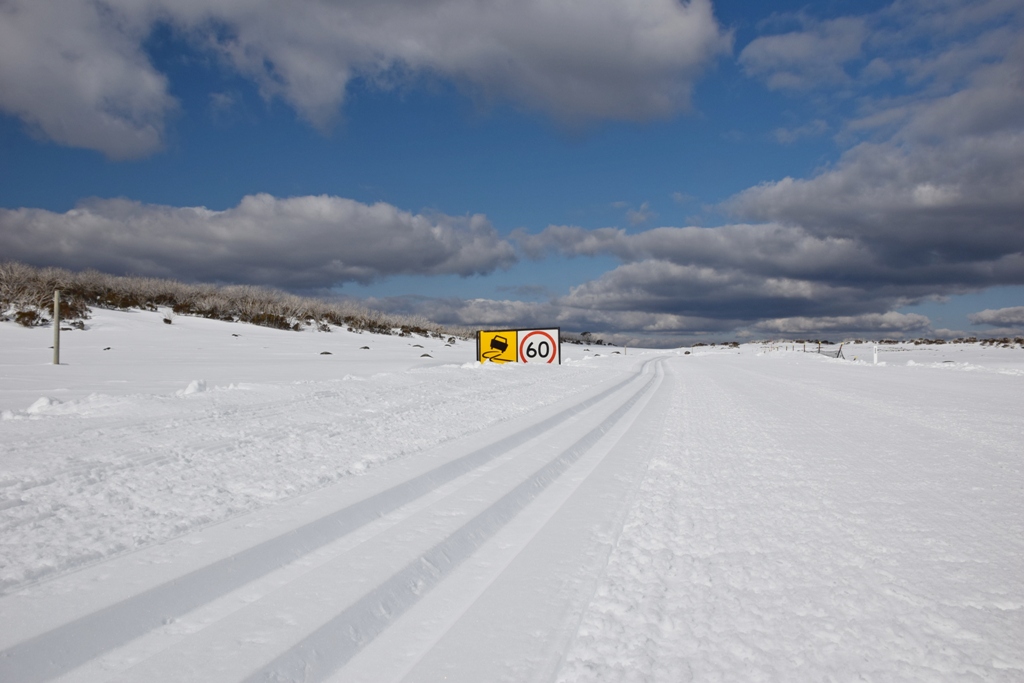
(246, 358, 663, 683)
(0, 366, 622, 592)
(0, 358, 662, 683)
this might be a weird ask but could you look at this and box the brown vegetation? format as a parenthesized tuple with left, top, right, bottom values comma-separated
(0, 261, 473, 339)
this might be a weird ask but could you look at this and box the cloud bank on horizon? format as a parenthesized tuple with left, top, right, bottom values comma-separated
(1, 0, 1022, 345)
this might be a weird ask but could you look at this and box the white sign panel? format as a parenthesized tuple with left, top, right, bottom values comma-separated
(517, 328, 560, 364)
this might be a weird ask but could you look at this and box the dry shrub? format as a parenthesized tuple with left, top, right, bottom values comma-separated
(0, 261, 475, 339)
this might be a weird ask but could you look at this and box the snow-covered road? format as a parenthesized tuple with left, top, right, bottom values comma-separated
(560, 351, 1024, 682)
(2, 311, 1022, 681)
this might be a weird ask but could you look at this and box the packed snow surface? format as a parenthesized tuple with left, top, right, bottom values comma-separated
(1, 309, 1022, 682)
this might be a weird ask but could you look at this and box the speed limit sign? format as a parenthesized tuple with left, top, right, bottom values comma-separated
(518, 328, 560, 364)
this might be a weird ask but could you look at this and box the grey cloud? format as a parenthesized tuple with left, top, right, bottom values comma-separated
(495, 284, 553, 300)
(365, 293, 738, 347)
(555, 259, 880, 321)
(751, 312, 931, 335)
(0, 1, 174, 159)
(738, 0, 1021, 93)
(0, 194, 516, 289)
(738, 16, 867, 90)
(968, 306, 1024, 326)
(516, 13, 1024, 335)
(426, 1, 1024, 344)
(517, 223, 871, 273)
(728, 6, 1024, 285)
(514, 225, 624, 260)
(515, 219, 1024, 322)
(876, 0, 1022, 87)
(510, 206, 1016, 334)
(0, 0, 731, 158)
(363, 290, 938, 348)
(729, 133, 1024, 266)
(363, 295, 563, 333)
(626, 202, 655, 226)
(375, 297, 561, 331)
(517, 222, 977, 289)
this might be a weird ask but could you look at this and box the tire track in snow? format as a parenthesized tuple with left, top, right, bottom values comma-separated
(245, 358, 663, 683)
(0, 359, 659, 683)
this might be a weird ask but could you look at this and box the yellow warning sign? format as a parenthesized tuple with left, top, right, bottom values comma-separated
(477, 329, 518, 364)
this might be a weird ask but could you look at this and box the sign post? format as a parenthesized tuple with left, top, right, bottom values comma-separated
(53, 290, 60, 365)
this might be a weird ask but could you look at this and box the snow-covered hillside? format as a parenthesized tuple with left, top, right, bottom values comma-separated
(1, 310, 1022, 682)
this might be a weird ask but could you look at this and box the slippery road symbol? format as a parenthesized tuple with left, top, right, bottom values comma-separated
(478, 330, 518, 363)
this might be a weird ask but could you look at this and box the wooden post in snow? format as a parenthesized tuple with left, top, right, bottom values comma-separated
(53, 290, 60, 365)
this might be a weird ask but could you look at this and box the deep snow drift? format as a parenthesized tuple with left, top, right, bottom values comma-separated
(1, 309, 1022, 682)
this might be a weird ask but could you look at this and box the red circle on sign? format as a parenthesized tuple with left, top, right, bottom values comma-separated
(519, 330, 557, 364)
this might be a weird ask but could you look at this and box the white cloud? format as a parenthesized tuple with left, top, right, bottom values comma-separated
(0, 0, 731, 158)
(968, 306, 1024, 326)
(0, 194, 516, 289)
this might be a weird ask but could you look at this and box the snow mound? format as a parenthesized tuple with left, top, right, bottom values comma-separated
(177, 380, 208, 396)
(26, 397, 60, 413)
(907, 360, 985, 372)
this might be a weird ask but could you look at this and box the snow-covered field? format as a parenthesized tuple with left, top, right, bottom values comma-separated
(1, 309, 1022, 682)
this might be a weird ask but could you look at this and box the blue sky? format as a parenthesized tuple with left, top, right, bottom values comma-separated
(1, 0, 1022, 345)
